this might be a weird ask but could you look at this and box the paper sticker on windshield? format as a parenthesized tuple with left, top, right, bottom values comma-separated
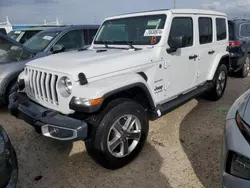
(144, 29, 163, 36)
(43, 36, 53, 41)
(151, 36, 157, 44)
(14, 31, 21, 34)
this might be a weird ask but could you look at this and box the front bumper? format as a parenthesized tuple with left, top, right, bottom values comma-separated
(221, 119, 250, 188)
(8, 92, 88, 141)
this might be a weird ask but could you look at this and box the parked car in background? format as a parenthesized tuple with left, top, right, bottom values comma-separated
(8, 9, 229, 170)
(23, 24, 100, 55)
(7, 26, 60, 44)
(222, 88, 250, 188)
(228, 19, 250, 77)
(0, 125, 18, 188)
(0, 24, 99, 107)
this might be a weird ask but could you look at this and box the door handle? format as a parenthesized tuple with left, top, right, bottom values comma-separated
(208, 50, 215, 55)
(189, 55, 198, 59)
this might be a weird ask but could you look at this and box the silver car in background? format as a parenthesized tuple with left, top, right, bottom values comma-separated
(222, 88, 250, 187)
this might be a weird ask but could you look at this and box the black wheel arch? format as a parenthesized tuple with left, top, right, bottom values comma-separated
(0, 70, 22, 101)
(219, 54, 230, 70)
(102, 82, 156, 111)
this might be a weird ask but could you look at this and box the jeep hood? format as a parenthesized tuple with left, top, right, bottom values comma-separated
(26, 47, 159, 80)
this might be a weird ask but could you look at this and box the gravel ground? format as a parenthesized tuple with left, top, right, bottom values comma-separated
(1, 76, 250, 188)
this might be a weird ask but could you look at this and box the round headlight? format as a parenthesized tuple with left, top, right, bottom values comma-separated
(64, 77, 72, 94)
(58, 76, 72, 97)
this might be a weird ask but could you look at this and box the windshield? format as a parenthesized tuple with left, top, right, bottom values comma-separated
(24, 31, 60, 53)
(0, 35, 33, 63)
(94, 14, 166, 46)
(7, 30, 22, 40)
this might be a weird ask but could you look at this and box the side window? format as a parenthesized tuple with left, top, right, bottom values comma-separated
(55, 30, 83, 50)
(88, 29, 98, 43)
(83, 29, 98, 45)
(0, 28, 7, 35)
(198, 17, 212, 44)
(216, 18, 227, 41)
(19, 30, 40, 43)
(228, 23, 234, 40)
(240, 23, 250, 37)
(168, 17, 193, 48)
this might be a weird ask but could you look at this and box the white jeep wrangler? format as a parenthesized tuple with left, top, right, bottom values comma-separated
(8, 9, 229, 169)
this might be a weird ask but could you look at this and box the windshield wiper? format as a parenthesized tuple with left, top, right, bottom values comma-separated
(78, 46, 89, 51)
(97, 40, 109, 48)
(117, 41, 141, 50)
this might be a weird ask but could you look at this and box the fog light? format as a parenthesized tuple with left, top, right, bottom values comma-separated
(230, 152, 250, 180)
(41, 125, 77, 140)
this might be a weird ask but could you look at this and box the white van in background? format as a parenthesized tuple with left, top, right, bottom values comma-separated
(0, 17, 13, 34)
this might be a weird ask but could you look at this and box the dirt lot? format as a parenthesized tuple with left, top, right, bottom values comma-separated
(1, 76, 250, 188)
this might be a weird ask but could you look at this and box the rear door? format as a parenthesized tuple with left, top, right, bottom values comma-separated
(196, 16, 228, 83)
(195, 16, 214, 84)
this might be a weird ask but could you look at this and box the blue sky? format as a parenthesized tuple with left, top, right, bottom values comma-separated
(0, 0, 248, 24)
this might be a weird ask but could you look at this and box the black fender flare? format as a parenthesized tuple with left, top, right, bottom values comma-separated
(102, 82, 156, 110)
(0, 70, 22, 97)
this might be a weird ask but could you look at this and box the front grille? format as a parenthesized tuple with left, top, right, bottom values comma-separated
(25, 67, 59, 105)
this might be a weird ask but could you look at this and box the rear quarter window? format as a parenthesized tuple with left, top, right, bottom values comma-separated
(240, 23, 250, 37)
(216, 18, 227, 41)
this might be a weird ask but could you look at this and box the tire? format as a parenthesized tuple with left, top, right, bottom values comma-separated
(240, 55, 250, 78)
(85, 98, 149, 170)
(204, 64, 228, 101)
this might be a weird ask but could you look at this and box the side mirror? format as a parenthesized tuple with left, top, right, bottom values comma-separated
(10, 45, 21, 51)
(167, 36, 185, 53)
(52, 44, 65, 54)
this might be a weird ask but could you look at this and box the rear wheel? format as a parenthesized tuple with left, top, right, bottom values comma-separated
(85, 98, 149, 170)
(240, 55, 250, 78)
(204, 64, 228, 101)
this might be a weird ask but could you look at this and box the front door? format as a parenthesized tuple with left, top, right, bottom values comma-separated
(163, 15, 198, 99)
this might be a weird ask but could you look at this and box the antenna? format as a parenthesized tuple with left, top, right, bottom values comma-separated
(6, 16, 10, 24)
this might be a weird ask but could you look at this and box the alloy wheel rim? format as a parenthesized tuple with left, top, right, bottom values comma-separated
(244, 57, 250, 75)
(216, 71, 226, 95)
(107, 115, 142, 158)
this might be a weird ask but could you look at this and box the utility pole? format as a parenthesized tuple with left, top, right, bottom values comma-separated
(173, 0, 176, 9)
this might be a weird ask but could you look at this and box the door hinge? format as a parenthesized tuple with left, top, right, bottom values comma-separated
(164, 61, 170, 69)
(197, 72, 200, 78)
(164, 82, 170, 91)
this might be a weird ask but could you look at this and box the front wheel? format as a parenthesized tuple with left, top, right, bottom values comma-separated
(204, 64, 228, 101)
(85, 99, 149, 170)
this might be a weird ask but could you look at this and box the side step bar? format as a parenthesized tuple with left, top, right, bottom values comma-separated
(151, 82, 212, 119)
